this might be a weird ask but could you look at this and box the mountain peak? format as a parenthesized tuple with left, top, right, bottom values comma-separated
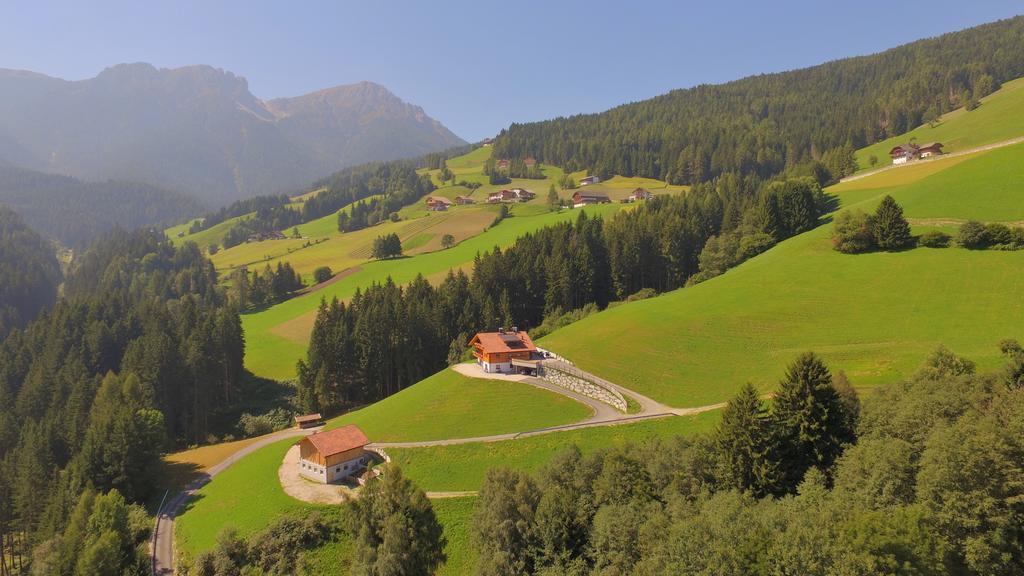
(0, 64, 465, 205)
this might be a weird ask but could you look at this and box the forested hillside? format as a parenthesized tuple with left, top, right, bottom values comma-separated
(0, 164, 203, 247)
(0, 206, 60, 338)
(0, 229, 246, 571)
(472, 346, 1024, 575)
(493, 16, 1024, 183)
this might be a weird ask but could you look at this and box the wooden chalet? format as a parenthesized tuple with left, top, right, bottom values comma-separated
(578, 175, 600, 186)
(511, 187, 535, 201)
(426, 196, 454, 211)
(918, 142, 944, 158)
(298, 425, 370, 484)
(627, 188, 652, 202)
(889, 141, 943, 165)
(469, 328, 539, 374)
(455, 195, 475, 205)
(524, 156, 537, 168)
(573, 191, 611, 207)
(294, 413, 323, 429)
(496, 159, 511, 170)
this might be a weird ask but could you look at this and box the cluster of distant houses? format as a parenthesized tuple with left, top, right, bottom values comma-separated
(889, 142, 944, 165)
(427, 186, 656, 211)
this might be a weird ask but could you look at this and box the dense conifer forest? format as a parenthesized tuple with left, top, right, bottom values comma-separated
(493, 17, 1024, 183)
(0, 206, 61, 339)
(0, 164, 203, 248)
(0, 229, 247, 570)
(471, 345, 1024, 575)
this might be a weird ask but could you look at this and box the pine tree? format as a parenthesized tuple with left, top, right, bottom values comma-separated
(769, 352, 855, 494)
(715, 383, 773, 494)
(872, 195, 912, 250)
(547, 184, 560, 212)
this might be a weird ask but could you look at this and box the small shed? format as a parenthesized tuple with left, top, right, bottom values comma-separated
(298, 425, 370, 484)
(294, 413, 323, 429)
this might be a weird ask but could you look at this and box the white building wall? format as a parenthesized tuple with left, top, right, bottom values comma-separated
(299, 454, 369, 484)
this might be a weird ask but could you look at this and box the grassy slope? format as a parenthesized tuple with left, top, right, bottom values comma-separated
(323, 367, 592, 442)
(167, 212, 255, 248)
(540, 145, 1024, 408)
(390, 411, 721, 492)
(295, 194, 384, 237)
(175, 438, 324, 559)
(242, 203, 622, 380)
(855, 77, 1024, 169)
(434, 497, 478, 576)
(173, 413, 715, 571)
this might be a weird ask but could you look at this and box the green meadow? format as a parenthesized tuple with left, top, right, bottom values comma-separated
(175, 438, 326, 559)
(241, 202, 622, 380)
(167, 212, 255, 248)
(323, 367, 592, 441)
(855, 77, 1024, 169)
(541, 145, 1024, 408)
(433, 497, 478, 576)
(388, 411, 721, 492)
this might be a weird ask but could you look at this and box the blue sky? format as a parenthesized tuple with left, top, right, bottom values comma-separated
(2, 1, 1021, 141)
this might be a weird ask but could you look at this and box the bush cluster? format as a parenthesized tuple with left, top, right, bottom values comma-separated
(957, 220, 1024, 250)
(832, 195, 913, 253)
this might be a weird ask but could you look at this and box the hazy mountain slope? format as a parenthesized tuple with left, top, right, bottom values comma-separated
(0, 64, 465, 205)
(0, 163, 203, 247)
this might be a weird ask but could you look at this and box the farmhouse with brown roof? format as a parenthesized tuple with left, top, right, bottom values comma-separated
(627, 188, 652, 202)
(297, 425, 370, 484)
(455, 195, 475, 205)
(469, 328, 539, 374)
(426, 196, 454, 211)
(573, 191, 611, 207)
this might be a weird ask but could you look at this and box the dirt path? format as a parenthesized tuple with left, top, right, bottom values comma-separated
(296, 265, 362, 296)
(840, 136, 1024, 183)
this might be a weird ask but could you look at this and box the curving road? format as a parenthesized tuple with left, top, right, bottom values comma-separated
(152, 361, 727, 572)
(151, 426, 320, 575)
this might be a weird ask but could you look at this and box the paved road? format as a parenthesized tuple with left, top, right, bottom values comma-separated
(152, 361, 727, 571)
(151, 426, 320, 575)
(839, 136, 1024, 183)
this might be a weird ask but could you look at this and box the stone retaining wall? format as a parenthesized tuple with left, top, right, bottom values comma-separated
(539, 365, 627, 412)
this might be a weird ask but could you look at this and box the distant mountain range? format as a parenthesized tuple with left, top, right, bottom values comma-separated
(0, 63, 465, 205)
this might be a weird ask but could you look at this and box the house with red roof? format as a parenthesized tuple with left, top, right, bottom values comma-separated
(469, 329, 539, 373)
(297, 424, 370, 483)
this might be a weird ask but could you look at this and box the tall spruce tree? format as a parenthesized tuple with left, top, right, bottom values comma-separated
(715, 383, 774, 495)
(769, 352, 856, 494)
(872, 195, 912, 250)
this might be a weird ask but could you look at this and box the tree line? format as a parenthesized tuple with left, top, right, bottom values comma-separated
(298, 177, 825, 414)
(470, 345, 1024, 575)
(0, 229, 247, 572)
(492, 17, 1024, 185)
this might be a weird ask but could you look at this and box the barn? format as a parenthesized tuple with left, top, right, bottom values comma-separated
(297, 425, 371, 484)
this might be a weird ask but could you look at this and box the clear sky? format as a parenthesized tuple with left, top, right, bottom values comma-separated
(2, 1, 1021, 141)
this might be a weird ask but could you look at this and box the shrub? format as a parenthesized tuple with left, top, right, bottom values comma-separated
(957, 221, 989, 249)
(984, 223, 1013, 246)
(237, 408, 293, 438)
(626, 288, 657, 302)
(831, 210, 875, 253)
(737, 232, 777, 260)
(313, 266, 333, 284)
(389, 212, 400, 222)
(918, 230, 950, 248)
(208, 243, 219, 255)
